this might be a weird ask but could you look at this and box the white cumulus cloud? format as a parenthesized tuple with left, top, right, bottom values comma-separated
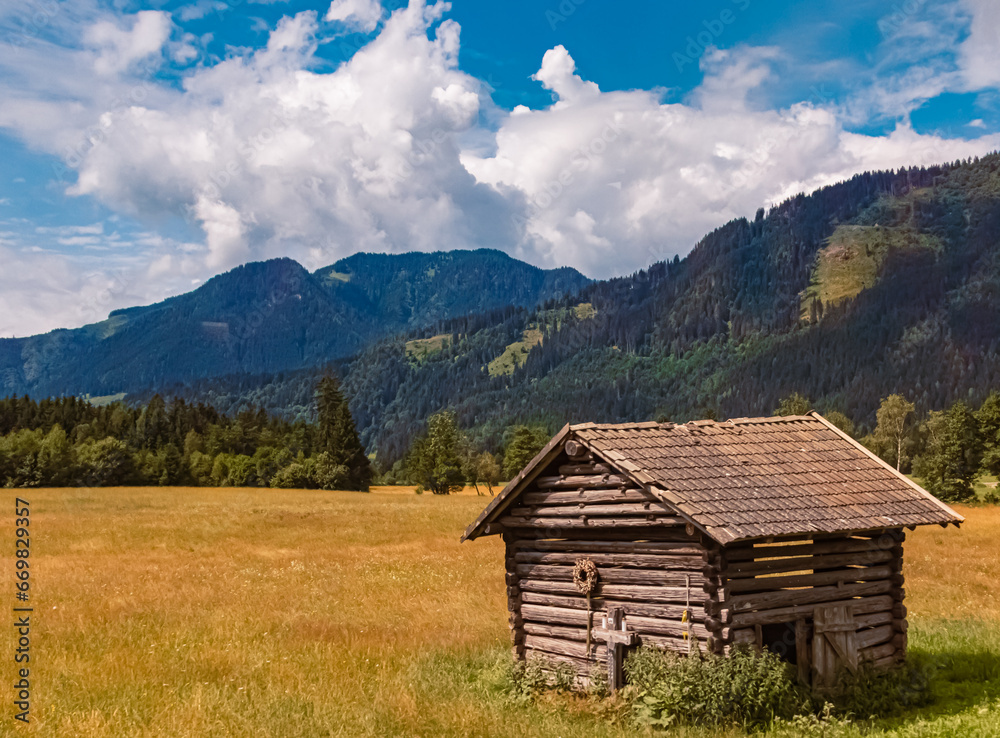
(326, 0, 384, 33)
(1, 0, 1000, 336)
(84, 10, 173, 75)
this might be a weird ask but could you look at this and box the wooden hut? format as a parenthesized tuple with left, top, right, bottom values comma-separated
(462, 413, 963, 690)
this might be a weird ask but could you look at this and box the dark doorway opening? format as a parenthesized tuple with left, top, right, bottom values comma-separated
(761, 621, 798, 665)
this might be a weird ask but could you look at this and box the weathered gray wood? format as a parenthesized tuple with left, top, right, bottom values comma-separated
(503, 533, 526, 661)
(859, 641, 897, 663)
(725, 565, 893, 594)
(598, 606, 636, 692)
(519, 591, 708, 621)
(729, 579, 893, 613)
(514, 551, 707, 570)
(853, 611, 894, 629)
(517, 563, 709, 588)
(562, 440, 586, 458)
(500, 515, 686, 530)
(639, 633, 706, 652)
(525, 649, 596, 677)
(534, 474, 629, 490)
(522, 489, 650, 506)
(514, 539, 704, 555)
(729, 594, 895, 627)
(725, 549, 895, 577)
(856, 624, 894, 650)
(813, 605, 857, 689)
(796, 620, 811, 685)
(524, 622, 591, 642)
(510, 502, 675, 518)
(520, 603, 712, 640)
(525, 634, 606, 661)
(519, 578, 713, 604)
(557, 463, 613, 476)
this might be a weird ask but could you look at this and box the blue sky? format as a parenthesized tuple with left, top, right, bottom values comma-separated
(1, 0, 999, 337)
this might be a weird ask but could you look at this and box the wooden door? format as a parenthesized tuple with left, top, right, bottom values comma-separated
(811, 605, 857, 689)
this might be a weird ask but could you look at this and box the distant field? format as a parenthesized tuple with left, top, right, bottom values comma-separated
(2, 489, 997, 737)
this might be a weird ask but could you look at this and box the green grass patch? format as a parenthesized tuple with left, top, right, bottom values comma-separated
(487, 302, 596, 377)
(488, 328, 544, 376)
(800, 222, 942, 321)
(405, 333, 452, 361)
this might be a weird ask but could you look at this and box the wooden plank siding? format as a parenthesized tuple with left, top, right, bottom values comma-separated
(501, 455, 719, 686)
(471, 420, 943, 689)
(719, 529, 907, 671)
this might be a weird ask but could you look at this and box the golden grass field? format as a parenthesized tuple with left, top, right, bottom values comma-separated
(1, 488, 997, 737)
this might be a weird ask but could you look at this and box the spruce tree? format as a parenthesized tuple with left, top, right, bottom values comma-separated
(315, 375, 371, 491)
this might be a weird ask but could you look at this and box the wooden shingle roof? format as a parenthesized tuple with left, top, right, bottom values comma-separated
(462, 413, 963, 545)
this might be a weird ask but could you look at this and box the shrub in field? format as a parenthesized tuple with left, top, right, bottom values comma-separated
(486, 656, 575, 704)
(270, 462, 312, 489)
(625, 646, 809, 729)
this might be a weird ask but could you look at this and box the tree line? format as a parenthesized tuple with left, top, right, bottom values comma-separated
(380, 412, 550, 495)
(0, 376, 371, 490)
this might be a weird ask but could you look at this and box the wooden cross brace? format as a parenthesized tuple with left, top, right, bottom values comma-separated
(593, 606, 638, 692)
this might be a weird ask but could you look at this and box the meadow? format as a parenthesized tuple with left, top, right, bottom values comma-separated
(1, 488, 997, 737)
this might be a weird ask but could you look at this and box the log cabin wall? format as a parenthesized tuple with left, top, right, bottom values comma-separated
(496, 451, 726, 685)
(721, 528, 908, 674)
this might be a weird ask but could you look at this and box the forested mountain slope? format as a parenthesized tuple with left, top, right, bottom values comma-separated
(10, 155, 1000, 469)
(278, 154, 999, 464)
(0, 250, 590, 398)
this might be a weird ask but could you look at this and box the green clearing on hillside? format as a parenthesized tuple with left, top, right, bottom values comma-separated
(487, 328, 544, 376)
(799, 190, 944, 321)
(405, 333, 453, 361)
(324, 269, 351, 283)
(800, 223, 941, 321)
(83, 392, 127, 407)
(488, 302, 596, 377)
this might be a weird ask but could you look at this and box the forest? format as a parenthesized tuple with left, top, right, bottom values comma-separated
(2, 381, 998, 506)
(4, 155, 1000, 488)
(120, 154, 1000, 470)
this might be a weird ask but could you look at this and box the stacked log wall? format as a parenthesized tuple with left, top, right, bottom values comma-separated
(721, 528, 908, 669)
(498, 454, 716, 683)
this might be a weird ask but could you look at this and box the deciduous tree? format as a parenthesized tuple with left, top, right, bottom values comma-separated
(875, 395, 916, 472)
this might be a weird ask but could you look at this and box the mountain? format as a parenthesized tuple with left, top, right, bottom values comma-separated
(0, 250, 591, 398)
(139, 154, 1000, 465)
(7, 154, 1000, 469)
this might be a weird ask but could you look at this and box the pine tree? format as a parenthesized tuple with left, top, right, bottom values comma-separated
(315, 375, 371, 491)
